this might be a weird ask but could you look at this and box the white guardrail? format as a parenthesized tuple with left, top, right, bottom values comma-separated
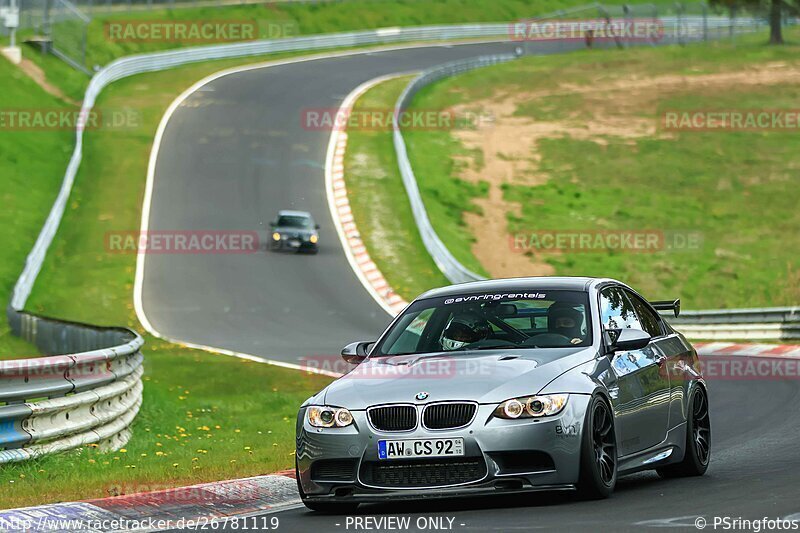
(390, 21, 799, 341)
(0, 14, 780, 463)
(1, 311, 144, 463)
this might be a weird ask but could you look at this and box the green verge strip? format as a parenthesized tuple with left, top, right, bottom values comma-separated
(0, 56, 332, 510)
(17, 0, 683, 74)
(0, 59, 73, 358)
(356, 31, 800, 309)
(343, 76, 451, 302)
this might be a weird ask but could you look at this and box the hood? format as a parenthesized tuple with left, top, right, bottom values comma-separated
(322, 347, 595, 410)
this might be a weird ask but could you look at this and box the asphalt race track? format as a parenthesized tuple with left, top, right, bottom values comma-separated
(140, 41, 535, 362)
(143, 41, 800, 531)
(210, 378, 800, 532)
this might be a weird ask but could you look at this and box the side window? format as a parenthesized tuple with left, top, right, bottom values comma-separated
(625, 291, 663, 338)
(599, 287, 642, 331)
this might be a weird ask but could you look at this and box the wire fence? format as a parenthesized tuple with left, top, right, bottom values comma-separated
(2, 0, 789, 73)
(390, 7, 779, 286)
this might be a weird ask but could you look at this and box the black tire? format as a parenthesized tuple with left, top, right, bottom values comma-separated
(296, 461, 359, 514)
(657, 386, 711, 478)
(577, 395, 617, 499)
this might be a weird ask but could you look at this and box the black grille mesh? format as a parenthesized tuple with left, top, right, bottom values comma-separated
(361, 458, 486, 488)
(368, 405, 417, 431)
(423, 402, 477, 429)
(310, 459, 358, 481)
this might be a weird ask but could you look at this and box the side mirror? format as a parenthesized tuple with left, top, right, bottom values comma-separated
(341, 341, 373, 364)
(610, 328, 651, 352)
(269, 220, 277, 227)
(315, 224, 320, 229)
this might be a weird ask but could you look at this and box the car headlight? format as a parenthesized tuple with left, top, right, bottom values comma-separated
(309, 234, 318, 244)
(307, 406, 354, 428)
(494, 394, 569, 419)
(272, 232, 281, 241)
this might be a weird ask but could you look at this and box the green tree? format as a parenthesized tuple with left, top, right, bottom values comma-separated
(711, 0, 798, 44)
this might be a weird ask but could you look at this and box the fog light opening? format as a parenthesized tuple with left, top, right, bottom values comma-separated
(495, 479, 524, 491)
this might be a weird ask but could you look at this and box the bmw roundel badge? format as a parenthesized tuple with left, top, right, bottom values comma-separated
(415, 392, 429, 401)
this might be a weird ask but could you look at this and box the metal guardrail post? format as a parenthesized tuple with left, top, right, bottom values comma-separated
(3, 15, 778, 465)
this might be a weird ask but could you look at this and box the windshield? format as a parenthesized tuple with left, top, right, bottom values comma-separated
(276, 215, 314, 229)
(374, 290, 592, 355)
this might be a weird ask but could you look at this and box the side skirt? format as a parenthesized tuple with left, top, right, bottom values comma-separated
(618, 423, 687, 476)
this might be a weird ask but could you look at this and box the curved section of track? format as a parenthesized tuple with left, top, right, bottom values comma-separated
(257, 377, 800, 531)
(142, 41, 800, 529)
(140, 41, 521, 363)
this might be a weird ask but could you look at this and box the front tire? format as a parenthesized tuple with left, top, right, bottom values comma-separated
(577, 395, 617, 499)
(295, 460, 359, 514)
(658, 386, 711, 478)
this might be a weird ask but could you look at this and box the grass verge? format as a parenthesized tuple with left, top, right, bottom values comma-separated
(81, 0, 678, 67)
(396, 30, 800, 308)
(13, 0, 684, 99)
(0, 58, 73, 357)
(343, 76, 451, 302)
(0, 54, 339, 509)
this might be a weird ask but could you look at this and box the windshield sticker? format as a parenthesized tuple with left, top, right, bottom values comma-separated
(444, 292, 547, 305)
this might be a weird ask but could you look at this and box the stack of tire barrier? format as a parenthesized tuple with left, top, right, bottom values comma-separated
(0, 309, 143, 463)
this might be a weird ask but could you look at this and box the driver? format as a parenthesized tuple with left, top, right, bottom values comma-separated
(440, 311, 491, 351)
(547, 303, 584, 341)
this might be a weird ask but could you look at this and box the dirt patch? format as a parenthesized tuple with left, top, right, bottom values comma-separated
(17, 58, 79, 105)
(449, 62, 800, 278)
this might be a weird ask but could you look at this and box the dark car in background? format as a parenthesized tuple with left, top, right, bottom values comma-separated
(270, 210, 320, 253)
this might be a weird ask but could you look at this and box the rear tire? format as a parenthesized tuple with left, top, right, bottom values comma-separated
(577, 395, 617, 499)
(296, 461, 359, 514)
(657, 386, 710, 478)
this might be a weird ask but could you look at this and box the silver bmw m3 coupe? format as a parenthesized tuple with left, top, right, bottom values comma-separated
(296, 277, 710, 513)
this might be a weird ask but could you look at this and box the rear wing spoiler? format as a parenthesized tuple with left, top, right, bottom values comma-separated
(650, 299, 681, 317)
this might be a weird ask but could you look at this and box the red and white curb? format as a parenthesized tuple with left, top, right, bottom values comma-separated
(695, 342, 800, 359)
(0, 473, 299, 531)
(3, 343, 799, 530)
(324, 73, 417, 318)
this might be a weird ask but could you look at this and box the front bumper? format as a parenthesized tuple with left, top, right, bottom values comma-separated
(270, 238, 317, 251)
(296, 395, 590, 502)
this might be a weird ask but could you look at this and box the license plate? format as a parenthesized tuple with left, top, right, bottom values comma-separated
(287, 240, 301, 247)
(378, 438, 464, 460)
